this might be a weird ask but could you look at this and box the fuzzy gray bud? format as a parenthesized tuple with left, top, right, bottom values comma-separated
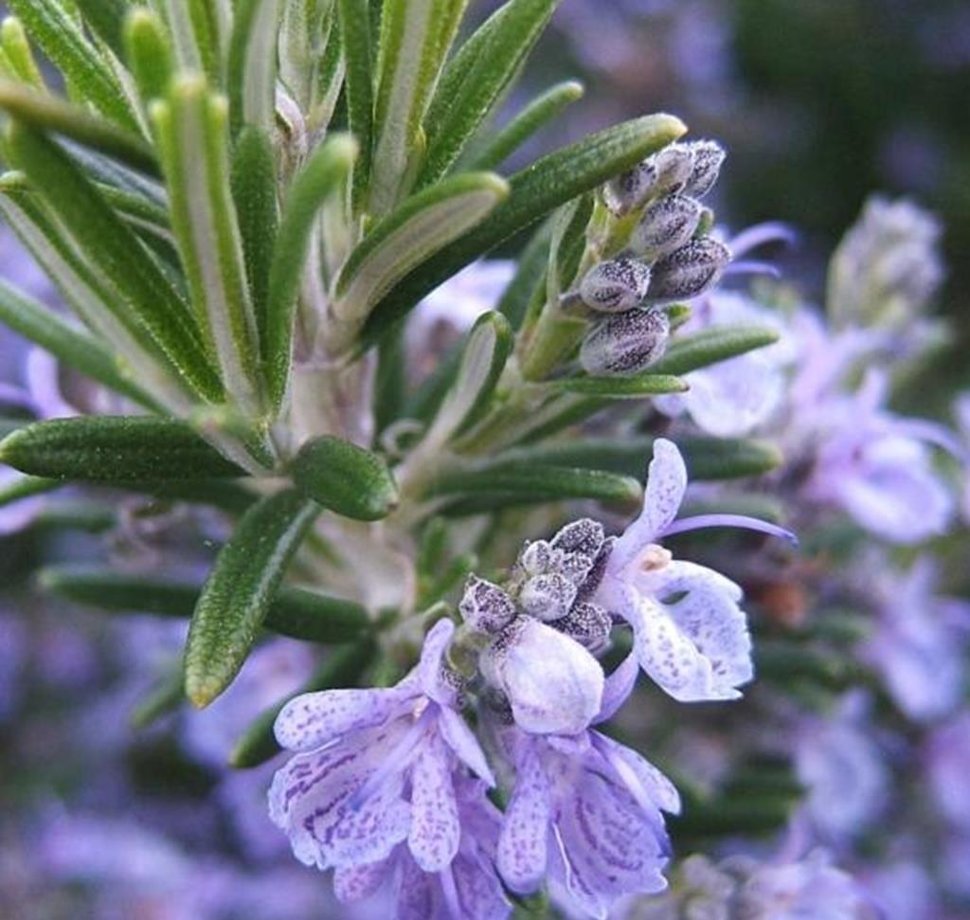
(459, 575, 517, 634)
(580, 307, 671, 376)
(550, 518, 605, 562)
(683, 141, 725, 199)
(551, 602, 613, 653)
(603, 144, 694, 214)
(647, 238, 731, 302)
(519, 572, 578, 622)
(630, 194, 703, 261)
(579, 258, 652, 313)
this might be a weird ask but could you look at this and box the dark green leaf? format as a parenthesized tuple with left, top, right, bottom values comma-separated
(184, 490, 321, 707)
(290, 435, 399, 521)
(39, 566, 371, 643)
(5, 124, 223, 402)
(7, 0, 139, 130)
(555, 373, 688, 398)
(428, 463, 641, 506)
(0, 81, 157, 174)
(467, 80, 584, 172)
(265, 133, 357, 410)
(336, 0, 374, 210)
(649, 325, 780, 376)
(0, 416, 244, 482)
(420, 0, 561, 186)
(74, 0, 131, 59)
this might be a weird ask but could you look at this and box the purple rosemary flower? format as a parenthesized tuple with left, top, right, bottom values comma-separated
(494, 654, 680, 918)
(593, 438, 792, 702)
(861, 555, 970, 723)
(269, 619, 494, 877)
(796, 368, 956, 543)
(654, 289, 795, 437)
(333, 776, 509, 919)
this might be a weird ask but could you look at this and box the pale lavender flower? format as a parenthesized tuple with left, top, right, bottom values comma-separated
(926, 712, 970, 832)
(794, 693, 889, 845)
(858, 860, 938, 920)
(269, 619, 494, 877)
(654, 290, 795, 437)
(495, 654, 680, 918)
(828, 196, 944, 333)
(333, 776, 510, 920)
(786, 336, 957, 542)
(736, 849, 876, 919)
(460, 519, 615, 736)
(593, 439, 791, 702)
(861, 556, 970, 722)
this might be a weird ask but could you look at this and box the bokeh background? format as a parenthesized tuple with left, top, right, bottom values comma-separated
(1, 1, 968, 917)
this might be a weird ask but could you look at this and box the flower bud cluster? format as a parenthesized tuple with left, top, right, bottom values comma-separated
(577, 141, 731, 377)
(459, 519, 615, 733)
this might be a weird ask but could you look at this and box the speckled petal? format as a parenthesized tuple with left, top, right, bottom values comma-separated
(552, 770, 670, 915)
(408, 734, 461, 871)
(333, 856, 393, 903)
(497, 741, 551, 892)
(418, 619, 457, 701)
(591, 731, 681, 814)
(451, 850, 513, 920)
(611, 438, 687, 571)
(268, 725, 412, 870)
(274, 685, 415, 752)
(631, 561, 752, 702)
(438, 706, 495, 786)
(396, 854, 439, 920)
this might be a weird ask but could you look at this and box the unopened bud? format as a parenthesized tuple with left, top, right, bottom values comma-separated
(579, 258, 651, 313)
(459, 575, 517, 634)
(603, 144, 694, 214)
(683, 141, 725, 199)
(551, 602, 612, 654)
(630, 194, 703, 260)
(519, 572, 577, 622)
(647, 238, 731, 302)
(580, 307, 670, 376)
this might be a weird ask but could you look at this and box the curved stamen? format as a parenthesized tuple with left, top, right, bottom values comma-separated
(662, 514, 798, 546)
(725, 259, 782, 279)
(729, 222, 799, 257)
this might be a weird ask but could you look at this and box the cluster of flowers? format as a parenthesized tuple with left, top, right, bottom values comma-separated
(267, 438, 791, 918)
(576, 140, 729, 376)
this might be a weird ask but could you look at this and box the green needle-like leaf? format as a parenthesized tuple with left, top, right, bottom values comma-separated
(649, 325, 781, 377)
(231, 126, 278, 352)
(1, 18, 45, 89)
(184, 490, 321, 707)
(336, 0, 374, 211)
(0, 416, 245, 483)
(0, 81, 157, 175)
(467, 80, 585, 172)
(39, 566, 370, 644)
(429, 463, 642, 506)
(152, 78, 262, 413)
(290, 435, 399, 521)
(73, 0, 131, 60)
(422, 311, 512, 445)
(362, 113, 686, 345)
(419, 0, 561, 187)
(124, 7, 174, 105)
(555, 373, 689, 398)
(230, 638, 376, 768)
(7, 0, 139, 131)
(228, 0, 281, 134)
(0, 279, 153, 406)
(264, 133, 357, 409)
(497, 436, 783, 481)
(5, 124, 223, 402)
(334, 172, 509, 334)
